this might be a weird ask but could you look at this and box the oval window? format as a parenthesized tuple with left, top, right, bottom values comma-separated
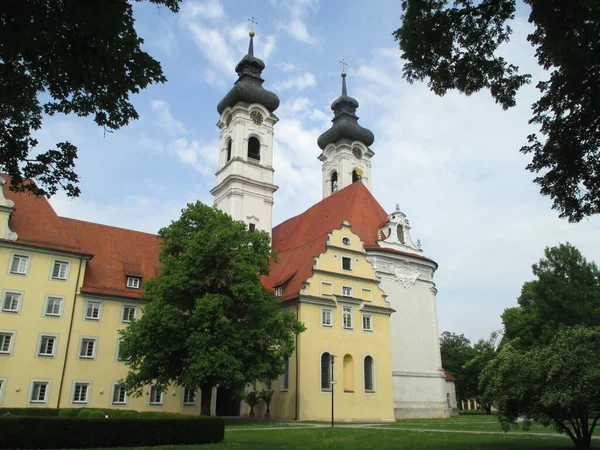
(342, 237, 351, 246)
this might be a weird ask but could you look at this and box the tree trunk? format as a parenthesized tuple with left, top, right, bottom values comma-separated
(200, 384, 213, 416)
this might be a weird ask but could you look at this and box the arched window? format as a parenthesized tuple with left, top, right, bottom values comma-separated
(364, 355, 374, 392)
(343, 354, 354, 392)
(331, 171, 338, 193)
(248, 137, 260, 161)
(226, 139, 232, 162)
(397, 225, 405, 244)
(352, 168, 362, 183)
(321, 352, 331, 391)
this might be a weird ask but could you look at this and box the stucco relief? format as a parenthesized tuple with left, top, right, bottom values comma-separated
(378, 261, 421, 289)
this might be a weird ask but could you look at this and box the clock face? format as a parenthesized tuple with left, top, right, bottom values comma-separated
(352, 146, 363, 159)
(250, 111, 264, 125)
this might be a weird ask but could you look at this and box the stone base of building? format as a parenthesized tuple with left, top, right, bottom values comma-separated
(394, 403, 451, 419)
(393, 371, 450, 419)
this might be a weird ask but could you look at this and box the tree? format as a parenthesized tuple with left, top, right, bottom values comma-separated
(119, 202, 305, 416)
(439, 331, 476, 404)
(461, 331, 500, 413)
(0, 0, 182, 198)
(481, 326, 600, 450)
(502, 243, 600, 350)
(394, 1, 600, 222)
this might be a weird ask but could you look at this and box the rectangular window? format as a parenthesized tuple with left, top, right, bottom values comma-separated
(0, 332, 14, 354)
(249, 223, 256, 232)
(342, 256, 352, 271)
(79, 338, 97, 359)
(2, 291, 21, 313)
(149, 385, 163, 405)
(321, 308, 333, 327)
(72, 382, 90, 404)
(44, 296, 63, 317)
(265, 380, 272, 390)
(51, 260, 69, 280)
(112, 384, 127, 405)
(183, 387, 196, 405)
(38, 334, 57, 357)
(126, 277, 140, 289)
(362, 314, 373, 332)
(342, 286, 353, 297)
(85, 301, 101, 321)
(9, 254, 29, 275)
(281, 356, 290, 391)
(275, 286, 283, 297)
(0, 378, 5, 405)
(342, 306, 353, 330)
(121, 305, 137, 323)
(116, 339, 125, 362)
(361, 288, 373, 301)
(30, 381, 49, 404)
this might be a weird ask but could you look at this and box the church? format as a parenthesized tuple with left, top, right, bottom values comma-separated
(0, 31, 449, 420)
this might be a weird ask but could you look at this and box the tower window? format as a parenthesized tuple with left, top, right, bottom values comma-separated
(331, 171, 338, 193)
(248, 137, 260, 161)
(249, 223, 256, 232)
(352, 168, 362, 183)
(397, 225, 405, 244)
(226, 139, 232, 162)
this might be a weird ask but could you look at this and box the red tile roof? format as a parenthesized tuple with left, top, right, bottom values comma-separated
(1, 176, 89, 255)
(445, 370, 456, 381)
(60, 218, 161, 300)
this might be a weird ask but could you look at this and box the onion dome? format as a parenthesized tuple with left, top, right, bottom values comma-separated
(217, 31, 280, 114)
(317, 72, 374, 150)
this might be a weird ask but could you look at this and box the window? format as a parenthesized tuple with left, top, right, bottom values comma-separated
(2, 291, 22, 313)
(84, 301, 101, 321)
(112, 383, 128, 405)
(126, 277, 141, 289)
(121, 305, 137, 323)
(264, 379, 272, 390)
(321, 352, 332, 391)
(183, 387, 197, 405)
(362, 314, 373, 332)
(447, 392, 451, 408)
(342, 286, 353, 297)
(342, 256, 352, 271)
(364, 356, 375, 392)
(79, 337, 97, 359)
(248, 137, 260, 161)
(116, 339, 126, 362)
(0, 378, 6, 405)
(342, 236, 351, 246)
(281, 356, 289, 391)
(397, 225, 405, 244)
(352, 168, 361, 183)
(331, 171, 338, 193)
(275, 286, 283, 297)
(321, 308, 333, 327)
(72, 382, 90, 404)
(226, 139, 232, 162)
(249, 223, 256, 232)
(9, 254, 29, 275)
(30, 381, 50, 404)
(38, 334, 57, 357)
(51, 260, 69, 280)
(44, 296, 63, 317)
(149, 385, 163, 405)
(0, 331, 14, 354)
(342, 306, 353, 330)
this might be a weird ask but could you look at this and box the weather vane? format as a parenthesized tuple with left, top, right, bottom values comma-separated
(248, 16, 258, 33)
(339, 59, 348, 74)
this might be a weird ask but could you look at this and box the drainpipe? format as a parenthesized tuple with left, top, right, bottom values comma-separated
(295, 303, 300, 421)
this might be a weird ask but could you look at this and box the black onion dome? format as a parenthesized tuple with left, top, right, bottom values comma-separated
(217, 33, 280, 115)
(317, 73, 374, 150)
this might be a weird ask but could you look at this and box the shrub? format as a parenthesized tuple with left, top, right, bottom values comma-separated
(0, 416, 224, 448)
(58, 409, 79, 418)
(88, 410, 106, 419)
(77, 409, 92, 418)
(0, 408, 58, 417)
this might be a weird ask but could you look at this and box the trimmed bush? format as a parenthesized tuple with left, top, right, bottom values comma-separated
(77, 409, 92, 418)
(58, 409, 79, 418)
(0, 407, 58, 417)
(88, 410, 106, 419)
(0, 416, 224, 448)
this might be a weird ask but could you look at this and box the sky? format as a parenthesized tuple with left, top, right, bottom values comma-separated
(38, 0, 599, 343)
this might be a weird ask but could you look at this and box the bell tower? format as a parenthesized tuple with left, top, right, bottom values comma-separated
(210, 31, 280, 235)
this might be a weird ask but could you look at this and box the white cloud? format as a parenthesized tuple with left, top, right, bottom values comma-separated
(273, 0, 320, 45)
(150, 100, 187, 136)
(170, 138, 219, 177)
(274, 72, 316, 91)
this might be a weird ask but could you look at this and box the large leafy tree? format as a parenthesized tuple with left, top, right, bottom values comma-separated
(394, 0, 600, 222)
(439, 331, 476, 404)
(119, 202, 305, 416)
(461, 331, 499, 413)
(481, 326, 600, 450)
(0, 0, 181, 198)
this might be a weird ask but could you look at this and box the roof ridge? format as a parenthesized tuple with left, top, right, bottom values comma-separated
(59, 216, 159, 237)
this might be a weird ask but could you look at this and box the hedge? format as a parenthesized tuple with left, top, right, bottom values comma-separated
(0, 416, 224, 449)
(0, 408, 58, 417)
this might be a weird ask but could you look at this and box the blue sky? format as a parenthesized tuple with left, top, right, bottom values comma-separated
(39, 0, 599, 343)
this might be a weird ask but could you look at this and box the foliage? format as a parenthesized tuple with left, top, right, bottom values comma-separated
(501, 243, 600, 350)
(394, 0, 600, 222)
(259, 390, 275, 414)
(120, 202, 305, 415)
(0, 0, 182, 198)
(439, 331, 476, 403)
(481, 326, 600, 450)
(461, 331, 500, 413)
(77, 409, 92, 418)
(0, 416, 224, 449)
(0, 407, 58, 417)
(244, 391, 261, 416)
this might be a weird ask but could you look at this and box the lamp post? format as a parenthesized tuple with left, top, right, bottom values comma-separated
(330, 354, 336, 427)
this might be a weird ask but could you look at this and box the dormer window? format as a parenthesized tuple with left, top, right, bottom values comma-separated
(275, 287, 283, 297)
(248, 137, 260, 161)
(126, 277, 141, 289)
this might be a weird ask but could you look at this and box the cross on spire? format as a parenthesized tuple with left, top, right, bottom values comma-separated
(248, 16, 258, 32)
(339, 59, 348, 74)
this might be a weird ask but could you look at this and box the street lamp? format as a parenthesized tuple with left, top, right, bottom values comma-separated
(330, 354, 336, 427)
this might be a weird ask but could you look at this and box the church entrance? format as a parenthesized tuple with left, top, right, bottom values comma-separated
(216, 386, 241, 416)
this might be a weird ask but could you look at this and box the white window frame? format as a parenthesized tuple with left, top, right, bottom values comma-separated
(121, 304, 138, 323)
(321, 308, 333, 328)
(148, 385, 164, 406)
(363, 354, 377, 393)
(0, 378, 6, 405)
(275, 286, 283, 297)
(361, 288, 373, 302)
(84, 300, 102, 321)
(320, 281, 333, 296)
(126, 276, 141, 289)
(43, 295, 64, 318)
(37, 333, 58, 358)
(111, 382, 128, 406)
(71, 381, 92, 405)
(362, 314, 374, 332)
(78, 336, 98, 360)
(115, 338, 125, 362)
(50, 259, 70, 281)
(342, 306, 354, 330)
(1, 289, 23, 314)
(341, 285, 353, 297)
(8, 253, 30, 276)
(0, 330, 16, 355)
(28, 379, 51, 405)
(341, 256, 353, 272)
(182, 387, 197, 406)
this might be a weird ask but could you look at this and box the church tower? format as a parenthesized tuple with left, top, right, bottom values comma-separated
(211, 31, 280, 235)
(317, 72, 375, 199)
